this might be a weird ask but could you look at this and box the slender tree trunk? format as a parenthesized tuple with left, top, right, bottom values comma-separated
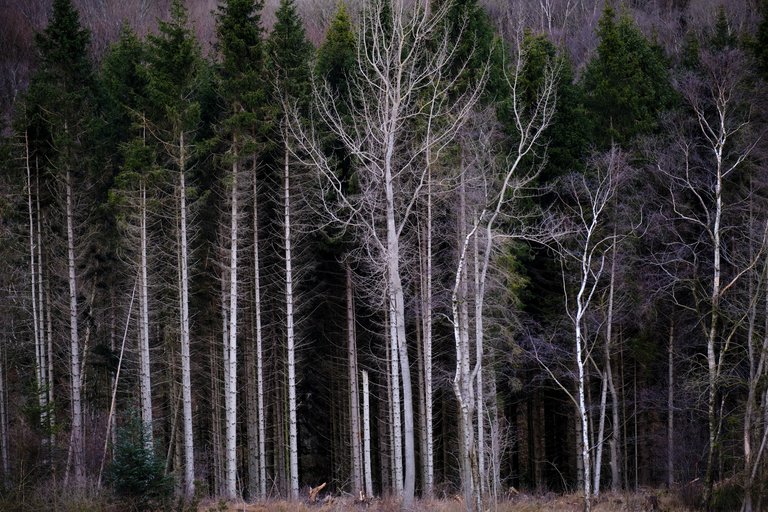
(225, 154, 239, 499)
(211, 336, 224, 495)
(65, 165, 84, 486)
(26, 133, 48, 444)
(593, 365, 608, 496)
(347, 263, 363, 494)
(382, 112, 415, 505)
(0, 345, 7, 486)
(362, 370, 373, 498)
(607, 251, 620, 492)
(703, 148, 724, 510)
(388, 289, 403, 495)
(473, 212, 485, 498)
(253, 172, 267, 499)
(668, 322, 675, 490)
(45, 265, 55, 451)
(139, 181, 154, 449)
(423, 168, 434, 499)
(284, 142, 299, 499)
(576, 310, 591, 511)
(178, 132, 195, 497)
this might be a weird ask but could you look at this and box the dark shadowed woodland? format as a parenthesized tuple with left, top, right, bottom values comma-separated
(1, 0, 768, 511)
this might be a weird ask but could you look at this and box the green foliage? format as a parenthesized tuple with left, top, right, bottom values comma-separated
(316, 2, 356, 90)
(106, 411, 173, 511)
(681, 30, 701, 70)
(754, 0, 768, 78)
(581, 4, 675, 148)
(441, 0, 505, 101)
(34, 0, 92, 90)
(267, 0, 313, 106)
(515, 31, 587, 180)
(102, 25, 148, 114)
(22, 0, 97, 147)
(145, 0, 204, 131)
(216, 0, 266, 118)
(710, 5, 736, 51)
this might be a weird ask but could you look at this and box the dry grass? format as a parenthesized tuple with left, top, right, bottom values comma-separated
(198, 490, 697, 512)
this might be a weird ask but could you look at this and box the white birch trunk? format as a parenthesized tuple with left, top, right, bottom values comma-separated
(593, 364, 608, 495)
(473, 212, 485, 497)
(284, 142, 299, 499)
(178, 132, 196, 497)
(362, 370, 373, 498)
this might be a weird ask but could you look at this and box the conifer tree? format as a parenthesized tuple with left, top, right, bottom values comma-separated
(216, 0, 266, 499)
(144, 0, 205, 495)
(24, 0, 97, 486)
(581, 4, 674, 148)
(267, 0, 313, 498)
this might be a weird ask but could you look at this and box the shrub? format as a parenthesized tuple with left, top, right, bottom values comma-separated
(105, 411, 173, 511)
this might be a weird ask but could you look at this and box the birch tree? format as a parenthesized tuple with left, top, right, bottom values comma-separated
(656, 46, 763, 509)
(288, 0, 486, 503)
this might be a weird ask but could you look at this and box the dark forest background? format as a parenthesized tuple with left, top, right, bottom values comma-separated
(1, 0, 767, 511)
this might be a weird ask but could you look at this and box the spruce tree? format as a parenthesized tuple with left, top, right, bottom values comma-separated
(144, 0, 205, 496)
(216, 0, 267, 499)
(266, 0, 313, 498)
(316, 2, 356, 92)
(23, 0, 98, 486)
(581, 5, 674, 148)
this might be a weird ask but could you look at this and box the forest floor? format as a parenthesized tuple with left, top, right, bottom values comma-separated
(199, 490, 697, 512)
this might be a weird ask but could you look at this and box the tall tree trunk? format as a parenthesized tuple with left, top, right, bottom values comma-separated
(703, 141, 725, 510)
(26, 133, 48, 445)
(422, 167, 434, 499)
(139, 181, 154, 449)
(284, 142, 299, 499)
(66, 166, 84, 485)
(473, 212, 485, 498)
(178, 132, 195, 497)
(253, 172, 267, 499)
(225, 154, 239, 499)
(607, 241, 621, 492)
(347, 263, 363, 494)
(388, 289, 403, 495)
(668, 322, 674, 490)
(0, 345, 7, 486)
(362, 370, 373, 498)
(383, 114, 415, 505)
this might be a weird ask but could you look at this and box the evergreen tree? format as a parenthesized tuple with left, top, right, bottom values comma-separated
(266, 1, 314, 498)
(267, 0, 313, 111)
(144, 0, 206, 496)
(316, 2, 356, 92)
(754, 0, 768, 78)
(106, 410, 173, 511)
(215, 0, 267, 499)
(581, 5, 674, 148)
(710, 5, 736, 51)
(23, 0, 98, 486)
